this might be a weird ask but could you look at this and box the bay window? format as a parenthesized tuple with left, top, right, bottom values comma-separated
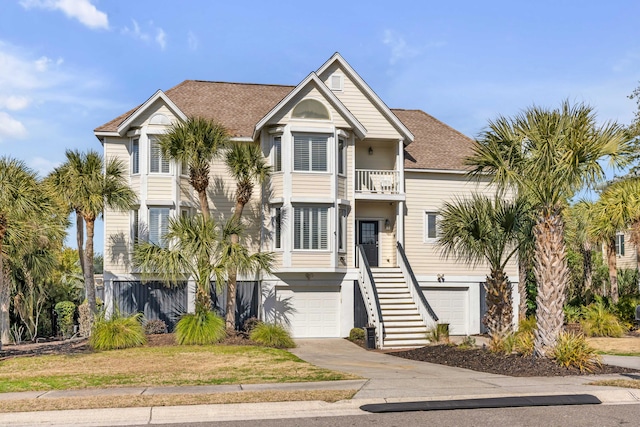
(293, 135, 328, 172)
(294, 206, 328, 250)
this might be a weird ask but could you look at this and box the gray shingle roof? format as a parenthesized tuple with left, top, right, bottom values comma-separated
(95, 80, 474, 170)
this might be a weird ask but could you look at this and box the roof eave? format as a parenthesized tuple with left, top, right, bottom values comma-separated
(116, 90, 187, 136)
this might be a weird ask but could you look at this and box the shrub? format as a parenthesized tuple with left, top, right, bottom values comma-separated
(581, 301, 626, 337)
(175, 311, 226, 345)
(457, 335, 476, 349)
(250, 323, 295, 348)
(90, 311, 146, 351)
(144, 319, 168, 335)
(348, 327, 365, 342)
(563, 305, 583, 324)
(427, 323, 449, 344)
(613, 295, 640, 326)
(552, 332, 602, 373)
(243, 317, 263, 333)
(54, 301, 76, 338)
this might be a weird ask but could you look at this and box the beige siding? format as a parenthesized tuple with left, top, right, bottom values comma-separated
(104, 209, 132, 276)
(104, 137, 131, 171)
(355, 140, 396, 170)
(615, 231, 637, 270)
(319, 62, 400, 139)
(130, 101, 176, 128)
(290, 252, 332, 268)
(291, 173, 332, 196)
(269, 173, 284, 199)
(267, 86, 349, 129)
(338, 176, 347, 199)
(403, 171, 517, 277)
(179, 178, 196, 205)
(147, 176, 174, 200)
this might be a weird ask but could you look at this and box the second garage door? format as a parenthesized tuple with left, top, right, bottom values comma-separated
(423, 287, 469, 335)
(276, 286, 340, 338)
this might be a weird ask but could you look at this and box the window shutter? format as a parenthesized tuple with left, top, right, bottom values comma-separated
(275, 207, 282, 249)
(319, 208, 327, 249)
(294, 136, 309, 171)
(311, 137, 327, 171)
(150, 140, 160, 173)
(294, 208, 301, 249)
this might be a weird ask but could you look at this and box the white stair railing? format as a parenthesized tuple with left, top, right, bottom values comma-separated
(396, 242, 439, 327)
(356, 245, 385, 349)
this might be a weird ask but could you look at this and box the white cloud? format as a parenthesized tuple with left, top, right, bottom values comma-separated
(0, 112, 28, 141)
(28, 156, 60, 176)
(122, 20, 167, 50)
(0, 95, 31, 111)
(187, 31, 198, 51)
(382, 30, 445, 65)
(156, 28, 166, 50)
(20, 0, 109, 30)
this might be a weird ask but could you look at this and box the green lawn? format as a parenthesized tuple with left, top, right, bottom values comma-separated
(0, 345, 358, 393)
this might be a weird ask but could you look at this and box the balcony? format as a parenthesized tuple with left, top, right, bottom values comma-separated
(355, 170, 404, 200)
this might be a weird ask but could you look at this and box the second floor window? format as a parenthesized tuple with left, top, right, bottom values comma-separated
(616, 234, 625, 256)
(150, 137, 170, 174)
(338, 138, 345, 175)
(131, 138, 139, 174)
(294, 135, 327, 172)
(273, 136, 282, 172)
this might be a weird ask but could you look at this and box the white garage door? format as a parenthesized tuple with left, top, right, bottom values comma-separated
(276, 286, 340, 338)
(423, 287, 468, 335)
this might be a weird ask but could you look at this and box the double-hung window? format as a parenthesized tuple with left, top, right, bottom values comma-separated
(273, 206, 282, 249)
(131, 209, 140, 245)
(293, 135, 328, 172)
(338, 208, 347, 252)
(425, 212, 438, 241)
(338, 138, 346, 175)
(131, 138, 140, 174)
(616, 233, 625, 256)
(149, 137, 170, 174)
(294, 206, 328, 250)
(273, 136, 282, 172)
(149, 207, 170, 247)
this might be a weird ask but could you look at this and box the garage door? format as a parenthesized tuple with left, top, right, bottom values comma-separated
(276, 286, 340, 338)
(423, 287, 468, 335)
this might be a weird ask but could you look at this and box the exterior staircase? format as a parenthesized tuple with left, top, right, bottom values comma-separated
(370, 267, 430, 349)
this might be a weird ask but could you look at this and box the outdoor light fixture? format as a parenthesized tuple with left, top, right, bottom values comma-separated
(384, 219, 391, 231)
(437, 274, 445, 283)
(368, 146, 373, 155)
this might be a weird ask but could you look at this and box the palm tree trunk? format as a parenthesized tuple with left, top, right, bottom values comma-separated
(198, 190, 210, 219)
(582, 241, 592, 299)
(83, 218, 97, 331)
(225, 266, 237, 331)
(606, 238, 619, 304)
(518, 254, 528, 321)
(484, 268, 513, 341)
(195, 282, 212, 315)
(533, 211, 568, 357)
(76, 211, 85, 274)
(0, 224, 8, 347)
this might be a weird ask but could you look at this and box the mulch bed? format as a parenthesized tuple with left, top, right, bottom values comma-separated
(391, 344, 639, 377)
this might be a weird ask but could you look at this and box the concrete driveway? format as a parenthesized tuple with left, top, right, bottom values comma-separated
(290, 339, 640, 400)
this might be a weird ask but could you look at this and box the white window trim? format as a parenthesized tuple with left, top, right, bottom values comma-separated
(424, 211, 439, 243)
(337, 137, 346, 177)
(616, 233, 625, 257)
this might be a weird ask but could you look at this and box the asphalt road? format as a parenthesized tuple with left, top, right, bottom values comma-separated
(123, 404, 640, 427)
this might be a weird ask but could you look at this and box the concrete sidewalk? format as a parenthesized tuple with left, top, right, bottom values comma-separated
(1, 339, 639, 426)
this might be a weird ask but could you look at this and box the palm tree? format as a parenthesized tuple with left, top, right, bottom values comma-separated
(158, 117, 229, 218)
(439, 194, 530, 341)
(132, 215, 272, 318)
(590, 178, 640, 303)
(224, 142, 270, 330)
(467, 101, 632, 356)
(0, 157, 63, 346)
(565, 201, 597, 301)
(48, 150, 136, 327)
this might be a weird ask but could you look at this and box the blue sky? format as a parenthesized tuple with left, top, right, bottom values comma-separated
(1, 0, 639, 253)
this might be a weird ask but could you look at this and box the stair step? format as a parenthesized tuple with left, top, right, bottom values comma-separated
(377, 289, 411, 295)
(380, 314, 424, 322)
(383, 320, 426, 328)
(380, 303, 418, 310)
(383, 332, 430, 340)
(384, 327, 428, 335)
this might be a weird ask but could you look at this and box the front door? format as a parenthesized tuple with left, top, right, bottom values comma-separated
(359, 221, 379, 267)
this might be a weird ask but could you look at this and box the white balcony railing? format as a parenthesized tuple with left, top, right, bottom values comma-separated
(355, 169, 400, 194)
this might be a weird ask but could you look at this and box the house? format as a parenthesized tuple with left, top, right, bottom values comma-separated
(94, 53, 519, 348)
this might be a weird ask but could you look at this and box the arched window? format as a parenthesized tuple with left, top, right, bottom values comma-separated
(292, 99, 330, 120)
(149, 113, 171, 125)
